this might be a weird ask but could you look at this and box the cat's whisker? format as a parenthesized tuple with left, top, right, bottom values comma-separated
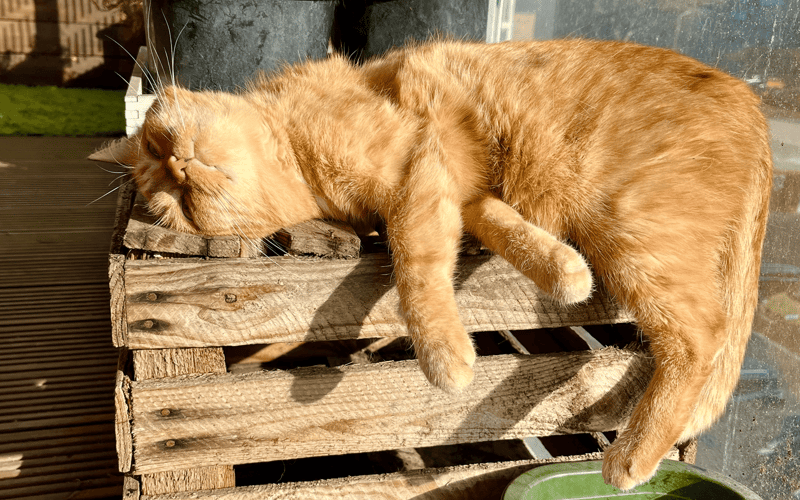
(227, 219, 300, 276)
(113, 71, 134, 90)
(262, 237, 289, 256)
(141, 5, 168, 93)
(86, 180, 129, 207)
(160, 9, 176, 86)
(152, 10, 190, 130)
(170, 21, 190, 88)
(104, 34, 159, 94)
(94, 163, 130, 175)
(108, 172, 133, 187)
(212, 192, 303, 277)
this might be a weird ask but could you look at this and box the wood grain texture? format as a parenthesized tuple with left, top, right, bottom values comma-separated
(141, 466, 237, 496)
(132, 349, 227, 380)
(123, 475, 141, 500)
(273, 219, 360, 258)
(110, 180, 137, 255)
(128, 349, 652, 474)
(122, 254, 632, 349)
(124, 195, 240, 258)
(116, 357, 133, 473)
(137, 454, 603, 500)
(130, 347, 236, 494)
(109, 253, 128, 347)
(122, 194, 360, 259)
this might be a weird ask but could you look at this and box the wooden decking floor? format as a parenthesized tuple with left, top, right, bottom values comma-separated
(1, 137, 124, 499)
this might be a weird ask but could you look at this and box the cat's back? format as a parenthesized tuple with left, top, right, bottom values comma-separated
(372, 38, 771, 236)
(386, 38, 762, 132)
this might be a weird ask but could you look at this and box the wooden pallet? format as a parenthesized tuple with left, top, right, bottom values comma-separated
(107, 173, 694, 498)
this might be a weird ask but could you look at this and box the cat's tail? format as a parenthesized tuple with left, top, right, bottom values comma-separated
(679, 130, 773, 442)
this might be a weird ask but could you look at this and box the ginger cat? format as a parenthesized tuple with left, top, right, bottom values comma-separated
(102, 39, 772, 489)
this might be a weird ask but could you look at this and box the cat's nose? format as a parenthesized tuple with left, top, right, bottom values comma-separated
(167, 156, 187, 183)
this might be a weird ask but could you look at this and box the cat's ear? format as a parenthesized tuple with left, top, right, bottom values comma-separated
(88, 134, 139, 166)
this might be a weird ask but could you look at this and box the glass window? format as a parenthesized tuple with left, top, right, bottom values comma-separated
(506, 1, 800, 498)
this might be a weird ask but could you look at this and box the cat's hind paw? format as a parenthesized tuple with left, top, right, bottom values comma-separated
(601, 439, 661, 491)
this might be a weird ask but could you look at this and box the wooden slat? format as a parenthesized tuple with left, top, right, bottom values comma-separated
(12, 482, 122, 500)
(126, 349, 651, 475)
(0, 412, 114, 433)
(0, 396, 113, 419)
(0, 372, 115, 390)
(132, 348, 227, 380)
(0, 424, 116, 450)
(0, 466, 120, 498)
(0, 385, 115, 407)
(140, 466, 237, 497)
(0, 363, 117, 383)
(116, 361, 133, 474)
(122, 192, 362, 259)
(110, 179, 138, 255)
(121, 254, 632, 349)
(110, 253, 128, 347)
(0, 437, 115, 457)
(273, 218, 361, 258)
(123, 193, 243, 258)
(0, 320, 110, 335)
(136, 455, 604, 500)
(0, 451, 118, 480)
(124, 348, 236, 493)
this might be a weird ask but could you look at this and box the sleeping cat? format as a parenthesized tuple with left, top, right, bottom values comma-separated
(100, 39, 772, 490)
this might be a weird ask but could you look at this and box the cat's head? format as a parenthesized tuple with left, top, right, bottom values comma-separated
(94, 85, 320, 238)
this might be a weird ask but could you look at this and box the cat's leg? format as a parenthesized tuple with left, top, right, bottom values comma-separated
(387, 191, 476, 392)
(463, 194, 592, 305)
(597, 258, 726, 490)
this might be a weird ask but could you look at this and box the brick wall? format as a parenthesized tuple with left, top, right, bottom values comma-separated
(0, 0, 143, 87)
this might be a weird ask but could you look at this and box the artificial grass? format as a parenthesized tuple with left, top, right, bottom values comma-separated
(0, 84, 126, 136)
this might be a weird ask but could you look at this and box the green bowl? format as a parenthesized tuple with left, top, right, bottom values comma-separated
(503, 460, 763, 500)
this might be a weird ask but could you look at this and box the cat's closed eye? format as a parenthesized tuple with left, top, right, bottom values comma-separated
(146, 140, 164, 160)
(181, 197, 194, 222)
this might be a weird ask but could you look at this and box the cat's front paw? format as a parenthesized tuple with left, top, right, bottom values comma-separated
(416, 338, 476, 393)
(601, 438, 661, 491)
(549, 244, 593, 305)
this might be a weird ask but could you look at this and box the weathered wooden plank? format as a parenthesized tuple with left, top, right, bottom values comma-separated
(273, 219, 360, 258)
(141, 466, 237, 496)
(110, 179, 137, 255)
(128, 349, 652, 474)
(124, 475, 141, 500)
(130, 347, 236, 494)
(116, 357, 133, 473)
(122, 254, 632, 349)
(137, 455, 603, 500)
(110, 253, 128, 347)
(122, 193, 360, 259)
(132, 348, 227, 381)
(123, 195, 240, 258)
